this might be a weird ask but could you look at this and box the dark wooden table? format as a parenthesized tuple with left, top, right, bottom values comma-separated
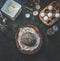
(0, 0, 60, 61)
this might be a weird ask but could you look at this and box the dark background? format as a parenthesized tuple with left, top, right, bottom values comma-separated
(0, 0, 60, 61)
